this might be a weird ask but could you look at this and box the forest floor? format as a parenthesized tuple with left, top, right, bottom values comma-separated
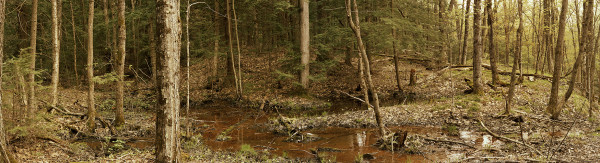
(6, 49, 600, 162)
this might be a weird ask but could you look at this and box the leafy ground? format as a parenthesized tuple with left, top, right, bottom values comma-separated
(5, 49, 600, 162)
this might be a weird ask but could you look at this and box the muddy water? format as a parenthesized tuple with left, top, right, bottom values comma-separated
(195, 103, 446, 162)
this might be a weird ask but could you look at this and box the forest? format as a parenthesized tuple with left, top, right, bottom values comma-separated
(0, 0, 599, 162)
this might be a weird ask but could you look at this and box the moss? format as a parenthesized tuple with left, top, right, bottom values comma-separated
(443, 125, 459, 136)
(239, 144, 257, 156)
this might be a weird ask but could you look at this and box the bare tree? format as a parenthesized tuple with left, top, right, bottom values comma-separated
(506, 0, 523, 115)
(564, 0, 592, 106)
(87, 0, 97, 133)
(116, 0, 126, 126)
(487, 0, 499, 85)
(546, 0, 569, 120)
(155, 0, 182, 161)
(472, 0, 483, 94)
(51, 0, 61, 107)
(346, 0, 385, 137)
(28, 0, 38, 112)
(226, 0, 239, 95)
(300, 0, 310, 89)
(460, 0, 471, 65)
(213, 0, 219, 82)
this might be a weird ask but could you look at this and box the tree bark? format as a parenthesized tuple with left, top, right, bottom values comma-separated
(155, 0, 182, 161)
(51, 0, 61, 107)
(547, 0, 568, 120)
(300, 0, 310, 89)
(28, 0, 38, 112)
(506, 0, 523, 115)
(460, 0, 471, 65)
(87, 0, 97, 133)
(346, 0, 385, 137)
(543, 0, 553, 74)
(0, 1, 15, 161)
(487, 0, 499, 85)
(115, 0, 126, 127)
(472, 0, 483, 94)
(391, 0, 402, 92)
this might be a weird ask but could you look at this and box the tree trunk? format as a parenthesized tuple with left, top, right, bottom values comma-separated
(0, 1, 16, 161)
(87, 0, 96, 133)
(28, 0, 38, 112)
(70, 0, 78, 86)
(300, 0, 310, 89)
(564, 0, 592, 105)
(233, 0, 243, 98)
(506, 0, 523, 115)
(226, 0, 239, 94)
(155, 0, 182, 161)
(438, 0, 448, 67)
(487, 0, 499, 85)
(213, 0, 220, 80)
(460, 0, 471, 65)
(543, 0, 553, 74)
(51, 0, 61, 107)
(103, 0, 112, 72)
(547, 0, 568, 120)
(346, 0, 385, 137)
(391, 0, 402, 92)
(472, 0, 483, 94)
(115, 0, 126, 127)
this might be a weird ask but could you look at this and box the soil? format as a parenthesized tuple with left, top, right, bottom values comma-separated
(6, 50, 600, 162)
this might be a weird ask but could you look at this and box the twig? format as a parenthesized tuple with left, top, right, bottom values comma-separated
(478, 119, 543, 156)
(334, 89, 374, 108)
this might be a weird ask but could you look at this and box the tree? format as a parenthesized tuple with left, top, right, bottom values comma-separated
(70, 0, 78, 86)
(300, 0, 310, 89)
(346, 0, 384, 137)
(0, 0, 16, 161)
(213, 0, 219, 82)
(543, 0, 553, 74)
(155, 0, 182, 161)
(506, 0, 523, 115)
(226, 0, 240, 95)
(28, 0, 38, 112)
(51, 0, 61, 107)
(564, 0, 592, 107)
(460, 0, 471, 65)
(546, 0, 569, 120)
(233, 0, 243, 98)
(116, 0, 126, 127)
(87, 0, 97, 133)
(472, 0, 483, 94)
(487, 0, 499, 85)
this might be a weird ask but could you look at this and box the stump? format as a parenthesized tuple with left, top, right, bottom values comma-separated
(409, 69, 416, 86)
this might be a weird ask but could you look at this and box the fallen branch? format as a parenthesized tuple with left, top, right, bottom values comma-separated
(422, 137, 475, 149)
(334, 89, 374, 108)
(450, 65, 556, 80)
(478, 119, 543, 156)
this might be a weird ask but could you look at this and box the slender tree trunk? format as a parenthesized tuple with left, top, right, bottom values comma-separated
(233, 0, 243, 98)
(213, 0, 219, 80)
(487, 0, 498, 85)
(543, 0, 553, 74)
(87, 0, 96, 133)
(115, 0, 126, 127)
(226, 0, 239, 94)
(51, 0, 61, 107)
(438, 0, 448, 67)
(391, 0, 402, 92)
(300, 0, 310, 89)
(472, 0, 483, 94)
(155, 0, 181, 161)
(461, 0, 471, 65)
(506, 0, 523, 115)
(564, 0, 592, 104)
(70, 0, 78, 86)
(346, 0, 384, 137)
(103, 0, 111, 71)
(28, 0, 38, 112)
(547, 0, 568, 120)
(504, 0, 511, 65)
(150, 21, 157, 85)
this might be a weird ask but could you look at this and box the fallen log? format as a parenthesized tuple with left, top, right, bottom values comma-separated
(478, 119, 543, 156)
(450, 65, 558, 80)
